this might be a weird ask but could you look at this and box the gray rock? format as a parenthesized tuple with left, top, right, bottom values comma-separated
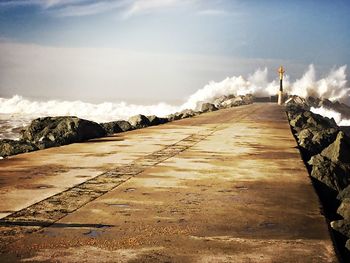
(179, 109, 198, 119)
(297, 128, 338, 156)
(337, 198, 350, 220)
(331, 219, 350, 238)
(147, 115, 168, 126)
(346, 239, 350, 251)
(21, 116, 106, 149)
(166, 109, 198, 122)
(243, 94, 254, 104)
(220, 95, 253, 108)
(321, 131, 350, 164)
(128, 114, 150, 129)
(305, 96, 321, 107)
(285, 95, 309, 109)
(288, 106, 340, 157)
(100, 121, 123, 135)
(0, 139, 38, 157)
(114, 120, 132, 132)
(221, 97, 243, 108)
(308, 154, 350, 191)
(338, 185, 350, 200)
(165, 113, 176, 122)
(213, 95, 229, 108)
(201, 103, 218, 113)
(318, 98, 334, 109)
(289, 114, 307, 131)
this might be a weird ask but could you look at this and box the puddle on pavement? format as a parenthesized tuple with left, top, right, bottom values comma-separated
(124, 188, 136, 192)
(83, 230, 103, 238)
(83, 225, 112, 238)
(259, 222, 277, 229)
(235, 186, 248, 190)
(37, 185, 51, 189)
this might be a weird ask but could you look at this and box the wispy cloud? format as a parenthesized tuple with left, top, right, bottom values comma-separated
(49, 1, 130, 17)
(197, 9, 228, 16)
(0, 0, 202, 18)
(0, 0, 87, 8)
(123, 0, 193, 18)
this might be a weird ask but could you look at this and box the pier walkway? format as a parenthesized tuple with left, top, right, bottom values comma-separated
(0, 104, 337, 262)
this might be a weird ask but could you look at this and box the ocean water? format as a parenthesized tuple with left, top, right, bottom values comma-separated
(0, 114, 33, 140)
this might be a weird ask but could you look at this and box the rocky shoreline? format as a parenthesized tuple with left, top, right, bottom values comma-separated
(0, 95, 253, 158)
(286, 96, 350, 261)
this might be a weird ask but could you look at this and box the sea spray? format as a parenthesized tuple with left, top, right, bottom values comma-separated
(310, 106, 350, 126)
(0, 64, 349, 139)
(287, 65, 348, 102)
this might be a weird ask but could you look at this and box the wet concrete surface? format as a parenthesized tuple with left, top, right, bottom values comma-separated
(0, 104, 337, 262)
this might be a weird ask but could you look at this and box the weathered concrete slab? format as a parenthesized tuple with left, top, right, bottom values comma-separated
(0, 104, 337, 262)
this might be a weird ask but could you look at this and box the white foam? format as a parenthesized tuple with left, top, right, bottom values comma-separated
(1, 64, 350, 139)
(0, 95, 179, 123)
(310, 106, 350, 126)
(287, 65, 349, 103)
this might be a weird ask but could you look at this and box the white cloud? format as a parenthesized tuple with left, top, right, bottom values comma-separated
(197, 9, 228, 16)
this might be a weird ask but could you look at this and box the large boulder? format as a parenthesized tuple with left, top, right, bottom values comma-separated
(219, 95, 253, 108)
(147, 115, 168, 126)
(337, 198, 350, 220)
(242, 94, 254, 104)
(21, 116, 106, 149)
(331, 219, 350, 238)
(285, 95, 309, 109)
(308, 154, 350, 191)
(305, 96, 321, 107)
(200, 103, 218, 113)
(307, 131, 350, 191)
(182, 109, 198, 118)
(297, 128, 338, 156)
(114, 120, 132, 132)
(213, 95, 229, 108)
(338, 185, 350, 200)
(288, 107, 339, 156)
(0, 139, 38, 157)
(346, 239, 350, 251)
(100, 121, 123, 135)
(166, 109, 200, 121)
(221, 97, 243, 108)
(165, 113, 177, 122)
(321, 131, 350, 164)
(179, 109, 199, 119)
(289, 109, 337, 131)
(128, 114, 150, 129)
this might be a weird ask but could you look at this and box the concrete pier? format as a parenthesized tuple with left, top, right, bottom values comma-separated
(0, 104, 337, 262)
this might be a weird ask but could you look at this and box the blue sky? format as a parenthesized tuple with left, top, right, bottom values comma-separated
(0, 0, 349, 103)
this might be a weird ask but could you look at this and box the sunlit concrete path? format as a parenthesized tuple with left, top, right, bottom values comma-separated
(0, 104, 337, 262)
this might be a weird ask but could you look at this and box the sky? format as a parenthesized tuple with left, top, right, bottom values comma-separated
(0, 0, 349, 104)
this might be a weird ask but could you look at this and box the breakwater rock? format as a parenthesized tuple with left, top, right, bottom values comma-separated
(0, 94, 254, 158)
(0, 139, 38, 157)
(21, 116, 106, 149)
(287, 98, 350, 259)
